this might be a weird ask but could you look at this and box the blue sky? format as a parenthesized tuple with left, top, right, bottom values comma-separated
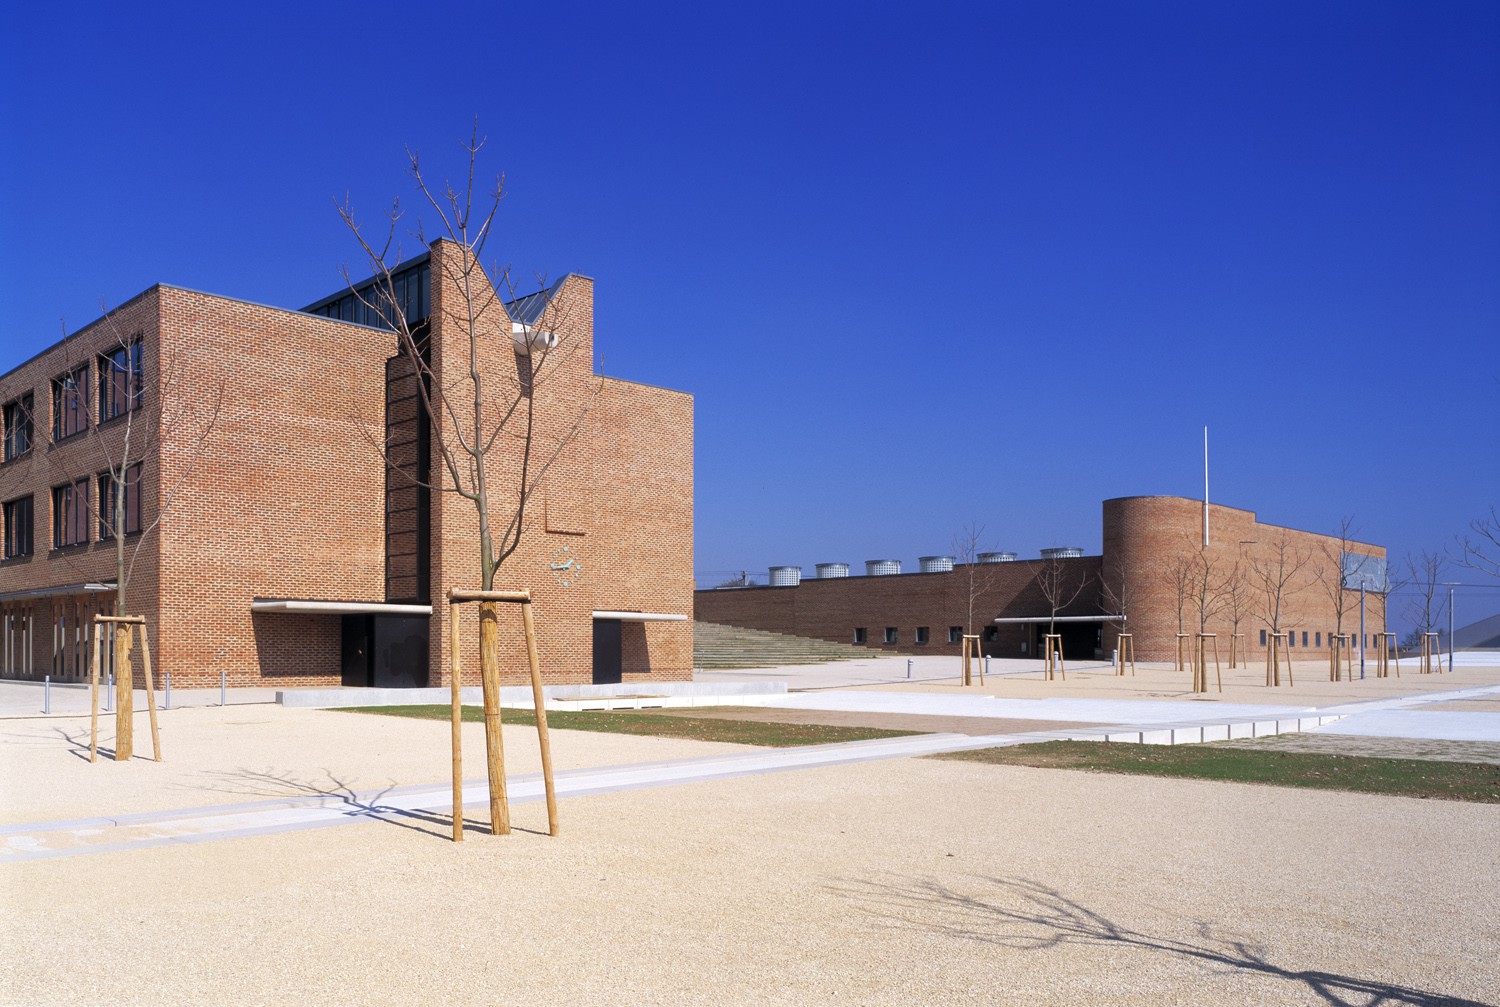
(2, 1, 1497, 626)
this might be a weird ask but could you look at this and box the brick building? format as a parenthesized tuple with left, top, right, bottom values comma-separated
(695, 496, 1387, 664)
(0, 239, 694, 688)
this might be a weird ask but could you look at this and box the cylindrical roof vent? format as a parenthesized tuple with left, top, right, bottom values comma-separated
(768, 566, 802, 587)
(978, 551, 1017, 563)
(1040, 547, 1084, 560)
(814, 562, 850, 579)
(918, 555, 955, 573)
(865, 559, 902, 577)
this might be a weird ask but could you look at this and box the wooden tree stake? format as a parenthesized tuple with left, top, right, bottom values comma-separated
(450, 604, 464, 843)
(478, 600, 510, 835)
(89, 628, 101, 763)
(114, 624, 133, 761)
(521, 599, 559, 837)
(1116, 633, 1135, 676)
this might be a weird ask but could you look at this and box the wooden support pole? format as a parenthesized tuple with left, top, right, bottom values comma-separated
(450, 604, 463, 843)
(449, 589, 532, 604)
(521, 600, 559, 837)
(138, 625, 162, 762)
(89, 626, 101, 764)
(1228, 632, 1243, 670)
(114, 623, 133, 761)
(1117, 633, 1135, 676)
(478, 601, 510, 836)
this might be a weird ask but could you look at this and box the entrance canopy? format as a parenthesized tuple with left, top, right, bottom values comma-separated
(992, 615, 1124, 624)
(0, 582, 115, 604)
(590, 610, 688, 622)
(251, 599, 433, 616)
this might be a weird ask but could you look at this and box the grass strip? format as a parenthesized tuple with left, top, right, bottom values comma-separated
(931, 740, 1500, 803)
(339, 704, 919, 748)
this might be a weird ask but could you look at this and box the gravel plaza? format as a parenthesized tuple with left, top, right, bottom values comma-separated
(2, 656, 1499, 1006)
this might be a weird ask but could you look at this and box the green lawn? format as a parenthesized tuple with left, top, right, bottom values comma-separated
(931, 740, 1500, 804)
(339, 704, 919, 748)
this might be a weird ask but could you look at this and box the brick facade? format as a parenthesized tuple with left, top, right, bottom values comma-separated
(0, 239, 694, 688)
(695, 496, 1386, 664)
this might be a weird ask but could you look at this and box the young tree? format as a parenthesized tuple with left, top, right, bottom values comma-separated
(338, 122, 590, 837)
(1315, 515, 1358, 650)
(952, 520, 999, 638)
(1251, 532, 1311, 685)
(1036, 554, 1090, 640)
(1401, 551, 1449, 650)
(1223, 558, 1251, 667)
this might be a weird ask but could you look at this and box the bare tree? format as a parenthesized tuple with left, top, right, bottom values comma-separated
(1189, 546, 1228, 636)
(1401, 551, 1449, 650)
(1036, 555, 1090, 639)
(1455, 506, 1500, 580)
(1162, 551, 1196, 636)
(952, 521, 999, 638)
(1223, 559, 1251, 666)
(1251, 531, 1311, 643)
(338, 122, 591, 839)
(1314, 515, 1358, 648)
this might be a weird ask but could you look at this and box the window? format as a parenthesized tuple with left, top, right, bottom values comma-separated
(52, 480, 89, 548)
(948, 626, 962, 644)
(1315, 632, 1321, 648)
(915, 626, 929, 645)
(3, 496, 32, 558)
(99, 340, 144, 421)
(1259, 629, 1267, 646)
(52, 366, 90, 440)
(98, 464, 142, 538)
(884, 627, 897, 645)
(983, 626, 998, 642)
(1302, 632, 1308, 648)
(1288, 633, 1295, 648)
(853, 627, 866, 644)
(3, 395, 33, 461)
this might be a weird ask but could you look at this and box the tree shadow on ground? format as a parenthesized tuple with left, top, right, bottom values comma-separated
(189, 767, 549, 839)
(829, 874, 1487, 1007)
(54, 726, 112, 762)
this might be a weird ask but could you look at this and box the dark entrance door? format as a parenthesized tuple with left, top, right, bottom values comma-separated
(592, 618, 622, 685)
(342, 615, 373, 687)
(373, 616, 429, 688)
(1035, 622, 1103, 661)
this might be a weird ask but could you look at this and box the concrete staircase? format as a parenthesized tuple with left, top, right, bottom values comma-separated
(694, 621, 870, 670)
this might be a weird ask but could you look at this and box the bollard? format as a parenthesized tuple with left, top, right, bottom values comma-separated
(907, 659, 912, 679)
(220, 668, 227, 707)
(106, 669, 114, 712)
(985, 655, 990, 678)
(164, 670, 171, 710)
(44, 675, 50, 715)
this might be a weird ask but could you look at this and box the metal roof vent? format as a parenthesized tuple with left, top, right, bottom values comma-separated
(865, 559, 902, 577)
(814, 563, 850, 579)
(768, 566, 802, 587)
(978, 551, 1017, 563)
(918, 555, 955, 573)
(1040, 547, 1084, 560)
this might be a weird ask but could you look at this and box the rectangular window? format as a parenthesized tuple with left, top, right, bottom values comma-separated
(98, 464, 143, 538)
(1315, 632, 1321, 648)
(3, 496, 33, 558)
(3, 395, 33, 461)
(884, 627, 897, 644)
(98, 340, 145, 421)
(1288, 633, 1295, 648)
(1302, 632, 1309, 648)
(983, 626, 997, 642)
(52, 480, 89, 548)
(52, 365, 90, 440)
(853, 627, 866, 644)
(915, 626, 930, 645)
(1259, 629, 1267, 646)
(948, 626, 962, 644)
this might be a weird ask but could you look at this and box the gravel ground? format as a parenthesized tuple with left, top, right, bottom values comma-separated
(3, 706, 1499, 1005)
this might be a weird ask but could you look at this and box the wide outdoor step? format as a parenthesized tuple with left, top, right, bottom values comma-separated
(693, 621, 873, 669)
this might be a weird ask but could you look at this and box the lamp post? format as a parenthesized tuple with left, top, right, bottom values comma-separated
(1441, 582, 1458, 672)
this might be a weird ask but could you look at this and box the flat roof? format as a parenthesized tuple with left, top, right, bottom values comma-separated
(251, 599, 433, 617)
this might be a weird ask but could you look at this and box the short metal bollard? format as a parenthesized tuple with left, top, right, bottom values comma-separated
(105, 670, 114, 712)
(984, 656, 990, 678)
(44, 675, 50, 715)
(220, 668, 227, 707)
(164, 670, 171, 710)
(907, 659, 912, 679)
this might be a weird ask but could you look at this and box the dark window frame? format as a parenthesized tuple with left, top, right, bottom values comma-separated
(3, 495, 33, 559)
(98, 339, 145, 422)
(948, 626, 963, 644)
(51, 365, 90, 441)
(3, 394, 33, 462)
(98, 463, 143, 539)
(883, 627, 898, 645)
(853, 627, 866, 644)
(51, 479, 89, 548)
(915, 626, 930, 645)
